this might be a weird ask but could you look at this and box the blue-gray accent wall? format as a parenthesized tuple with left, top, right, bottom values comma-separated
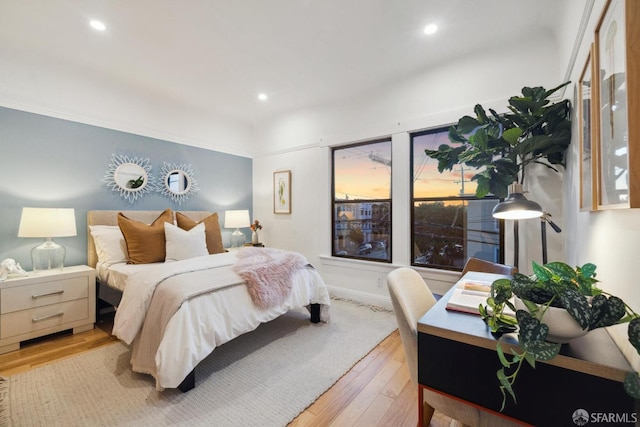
(0, 107, 252, 270)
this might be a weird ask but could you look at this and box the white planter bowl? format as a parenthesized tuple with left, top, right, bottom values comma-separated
(514, 298, 589, 343)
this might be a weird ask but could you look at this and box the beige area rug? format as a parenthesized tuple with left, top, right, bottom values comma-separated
(5, 299, 396, 427)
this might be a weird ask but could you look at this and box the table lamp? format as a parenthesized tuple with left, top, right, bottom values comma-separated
(18, 207, 77, 272)
(224, 209, 250, 248)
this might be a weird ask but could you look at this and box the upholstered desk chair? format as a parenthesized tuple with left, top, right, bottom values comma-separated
(387, 267, 520, 427)
(460, 257, 517, 277)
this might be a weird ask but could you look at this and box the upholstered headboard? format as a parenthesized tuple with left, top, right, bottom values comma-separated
(87, 210, 213, 268)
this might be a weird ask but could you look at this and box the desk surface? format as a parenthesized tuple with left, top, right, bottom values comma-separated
(417, 272, 636, 424)
(418, 271, 631, 382)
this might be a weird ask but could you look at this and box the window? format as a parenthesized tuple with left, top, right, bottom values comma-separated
(332, 139, 391, 262)
(411, 127, 504, 271)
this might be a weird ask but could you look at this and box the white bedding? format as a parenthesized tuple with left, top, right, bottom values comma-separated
(96, 261, 160, 292)
(108, 250, 331, 390)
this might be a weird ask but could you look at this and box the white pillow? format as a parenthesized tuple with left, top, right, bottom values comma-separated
(89, 225, 128, 266)
(164, 222, 208, 262)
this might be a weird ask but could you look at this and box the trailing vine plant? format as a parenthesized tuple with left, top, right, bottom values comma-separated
(478, 261, 640, 410)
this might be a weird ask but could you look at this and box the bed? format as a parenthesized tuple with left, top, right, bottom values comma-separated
(87, 209, 331, 392)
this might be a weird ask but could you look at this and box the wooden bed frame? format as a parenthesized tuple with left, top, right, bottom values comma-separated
(87, 210, 321, 392)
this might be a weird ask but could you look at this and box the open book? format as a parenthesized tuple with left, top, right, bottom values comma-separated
(445, 279, 493, 315)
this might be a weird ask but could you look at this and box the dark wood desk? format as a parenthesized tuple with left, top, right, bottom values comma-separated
(417, 272, 638, 426)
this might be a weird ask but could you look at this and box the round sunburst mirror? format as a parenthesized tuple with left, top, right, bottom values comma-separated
(158, 162, 199, 205)
(103, 154, 153, 203)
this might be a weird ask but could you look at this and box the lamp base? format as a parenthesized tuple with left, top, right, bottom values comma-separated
(31, 238, 65, 273)
(230, 229, 245, 248)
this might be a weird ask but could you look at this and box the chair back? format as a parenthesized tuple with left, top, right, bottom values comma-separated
(387, 267, 436, 385)
(461, 256, 517, 277)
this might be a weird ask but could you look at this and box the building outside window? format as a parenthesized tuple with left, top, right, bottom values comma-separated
(332, 139, 391, 262)
(411, 127, 504, 271)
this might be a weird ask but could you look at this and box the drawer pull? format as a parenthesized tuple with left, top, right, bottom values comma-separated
(32, 312, 64, 322)
(32, 290, 64, 299)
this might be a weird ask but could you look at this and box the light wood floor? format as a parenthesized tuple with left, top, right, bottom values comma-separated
(0, 314, 452, 427)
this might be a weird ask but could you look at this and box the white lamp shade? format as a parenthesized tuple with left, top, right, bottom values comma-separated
(224, 210, 250, 229)
(18, 207, 77, 238)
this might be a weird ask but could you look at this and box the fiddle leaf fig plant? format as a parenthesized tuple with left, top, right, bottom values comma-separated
(425, 82, 572, 198)
(478, 261, 640, 410)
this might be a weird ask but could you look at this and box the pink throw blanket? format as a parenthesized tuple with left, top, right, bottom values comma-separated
(233, 247, 307, 309)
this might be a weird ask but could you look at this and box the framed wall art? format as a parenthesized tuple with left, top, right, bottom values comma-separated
(273, 170, 291, 214)
(579, 44, 597, 211)
(595, 0, 640, 209)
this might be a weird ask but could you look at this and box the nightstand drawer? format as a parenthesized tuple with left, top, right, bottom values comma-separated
(0, 299, 89, 339)
(1, 276, 89, 314)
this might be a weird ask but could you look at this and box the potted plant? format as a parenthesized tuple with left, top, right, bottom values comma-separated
(479, 261, 640, 410)
(424, 82, 572, 198)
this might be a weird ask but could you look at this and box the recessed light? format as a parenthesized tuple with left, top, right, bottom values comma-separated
(423, 24, 438, 35)
(258, 93, 268, 101)
(90, 20, 106, 31)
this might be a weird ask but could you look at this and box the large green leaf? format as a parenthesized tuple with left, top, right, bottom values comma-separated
(497, 368, 516, 409)
(493, 158, 519, 176)
(580, 263, 597, 277)
(502, 127, 523, 145)
(474, 104, 489, 124)
(531, 262, 550, 281)
(543, 262, 578, 282)
(470, 127, 489, 149)
(457, 115, 481, 133)
(475, 176, 491, 198)
(558, 288, 591, 329)
(588, 295, 625, 329)
(629, 317, 640, 352)
(491, 278, 513, 304)
(517, 310, 549, 343)
(624, 371, 640, 399)
(448, 126, 468, 143)
(522, 340, 561, 361)
(543, 81, 571, 98)
(488, 171, 517, 198)
(588, 295, 609, 330)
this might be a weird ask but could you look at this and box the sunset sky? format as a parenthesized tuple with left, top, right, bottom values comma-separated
(333, 130, 481, 200)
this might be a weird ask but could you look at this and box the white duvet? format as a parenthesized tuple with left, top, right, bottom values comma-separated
(111, 251, 331, 390)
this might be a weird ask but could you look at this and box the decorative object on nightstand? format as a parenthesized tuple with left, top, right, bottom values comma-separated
(250, 220, 262, 244)
(0, 259, 28, 282)
(224, 210, 250, 248)
(18, 207, 77, 273)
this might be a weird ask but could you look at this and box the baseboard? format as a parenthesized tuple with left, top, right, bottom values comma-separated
(326, 285, 392, 310)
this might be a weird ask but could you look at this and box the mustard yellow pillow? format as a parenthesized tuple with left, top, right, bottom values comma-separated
(176, 212, 224, 254)
(118, 208, 173, 264)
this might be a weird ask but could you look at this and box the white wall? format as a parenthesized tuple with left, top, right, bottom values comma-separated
(562, 0, 639, 371)
(252, 34, 563, 308)
(254, 0, 640, 373)
(0, 50, 254, 157)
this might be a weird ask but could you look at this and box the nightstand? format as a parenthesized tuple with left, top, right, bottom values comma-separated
(0, 265, 96, 354)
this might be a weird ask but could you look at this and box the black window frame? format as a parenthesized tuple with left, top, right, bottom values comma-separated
(331, 138, 392, 263)
(410, 126, 505, 272)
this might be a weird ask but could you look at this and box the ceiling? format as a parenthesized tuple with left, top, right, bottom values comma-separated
(0, 0, 568, 130)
